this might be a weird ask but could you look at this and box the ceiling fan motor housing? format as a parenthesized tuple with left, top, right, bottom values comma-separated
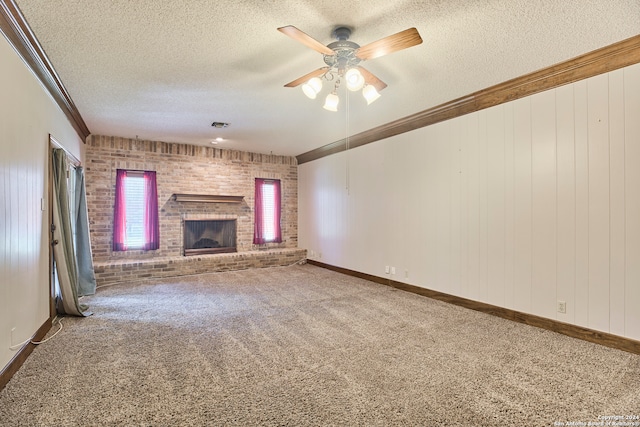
(324, 40, 361, 70)
(332, 26, 352, 41)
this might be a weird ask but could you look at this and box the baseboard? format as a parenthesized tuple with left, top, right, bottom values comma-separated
(307, 260, 640, 355)
(0, 316, 54, 391)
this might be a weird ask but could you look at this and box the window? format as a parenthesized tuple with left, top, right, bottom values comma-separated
(254, 178, 282, 244)
(113, 169, 159, 251)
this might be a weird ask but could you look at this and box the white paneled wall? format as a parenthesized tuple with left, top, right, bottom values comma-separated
(0, 34, 83, 371)
(299, 62, 640, 340)
(625, 63, 640, 340)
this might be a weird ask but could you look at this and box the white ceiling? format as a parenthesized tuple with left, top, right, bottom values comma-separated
(13, 0, 640, 157)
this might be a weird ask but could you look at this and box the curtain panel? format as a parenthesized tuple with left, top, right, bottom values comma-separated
(143, 171, 160, 250)
(112, 169, 128, 251)
(73, 166, 97, 296)
(51, 149, 91, 316)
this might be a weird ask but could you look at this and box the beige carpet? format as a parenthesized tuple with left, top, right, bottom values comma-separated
(1, 264, 638, 426)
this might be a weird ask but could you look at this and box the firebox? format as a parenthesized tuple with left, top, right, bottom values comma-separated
(183, 219, 237, 256)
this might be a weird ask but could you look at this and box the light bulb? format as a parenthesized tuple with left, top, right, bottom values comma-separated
(345, 68, 365, 91)
(301, 77, 322, 99)
(362, 84, 381, 105)
(323, 93, 339, 111)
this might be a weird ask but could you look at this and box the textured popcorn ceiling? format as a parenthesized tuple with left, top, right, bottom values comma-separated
(13, 0, 640, 156)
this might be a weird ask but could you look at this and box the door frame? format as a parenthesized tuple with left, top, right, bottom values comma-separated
(48, 135, 81, 317)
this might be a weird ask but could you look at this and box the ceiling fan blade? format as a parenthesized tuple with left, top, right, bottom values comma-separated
(356, 27, 423, 60)
(278, 25, 335, 56)
(284, 67, 329, 88)
(357, 66, 387, 92)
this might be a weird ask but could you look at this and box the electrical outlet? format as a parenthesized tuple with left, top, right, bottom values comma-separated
(390, 267, 396, 275)
(557, 301, 566, 314)
(405, 270, 409, 279)
(385, 266, 390, 274)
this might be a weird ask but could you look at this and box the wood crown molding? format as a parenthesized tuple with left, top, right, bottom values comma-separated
(307, 260, 640, 355)
(297, 34, 640, 164)
(0, 0, 90, 141)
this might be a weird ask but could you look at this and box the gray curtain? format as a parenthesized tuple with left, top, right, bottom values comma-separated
(51, 149, 91, 316)
(73, 166, 97, 296)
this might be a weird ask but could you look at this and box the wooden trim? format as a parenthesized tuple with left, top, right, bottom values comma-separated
(307, 260, 640, 355)
(48, 139, 56, 318)
(173, 194, 244, 203)
(50, 134, 81, 166)
(297, 34, 640, 164)
(0, 316, 54, 391)
(0, 0, 90, 141)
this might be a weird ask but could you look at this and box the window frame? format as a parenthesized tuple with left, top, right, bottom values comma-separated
(112, 169, 160, 252)
(253, 178, 282, 245)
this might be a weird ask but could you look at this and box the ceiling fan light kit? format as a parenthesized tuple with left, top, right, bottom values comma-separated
(302, 77, 323, 99)
(278, 25, 422, 112)
(345, 68, 365, 91)
(362, 84, 381, 105)
(322, 92, 340, 112)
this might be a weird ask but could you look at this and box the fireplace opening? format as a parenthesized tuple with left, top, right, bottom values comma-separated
(183, 219, 237, 256)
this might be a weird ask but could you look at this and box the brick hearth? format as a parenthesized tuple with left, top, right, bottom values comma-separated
(94, 248, 307, 287)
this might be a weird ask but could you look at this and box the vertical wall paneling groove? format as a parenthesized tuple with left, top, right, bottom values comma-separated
(458, 115, 470, 297)
(624, 63, 640, 340)
(531, 90, 558, 319)
(512, 97, 533, 313)
(587, 73, 611, 332)
(9, 163, 18, 338)
(386, 138, 404, 283)
(478, 111, 488, 302)
(424, 128, 438, 288)
(486, 105, 506, 307)
(405, 133, 425, 287)
(466, 113, 480, 301)
(556, 84, 577, 323)
(450, 118, 463, 296)
(503, 103, 515, 310)
(0, 138, 6, 360)
(608, 68, 626, 337)
(573, 79, 590, 328)
(435, 123, 452, 292)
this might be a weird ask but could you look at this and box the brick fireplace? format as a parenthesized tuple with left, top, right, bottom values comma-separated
(183, 219, 237, 255)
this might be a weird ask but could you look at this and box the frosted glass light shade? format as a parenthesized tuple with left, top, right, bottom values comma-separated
(362, 84, 381, 104)
(302, 77, 322, 99)
(323, 93, 339, 111)
(345, 68, 365, 91)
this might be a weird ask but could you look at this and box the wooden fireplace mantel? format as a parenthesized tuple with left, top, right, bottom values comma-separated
(173, 194, 244, 203)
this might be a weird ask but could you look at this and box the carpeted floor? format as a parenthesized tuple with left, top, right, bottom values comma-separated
(1, 264, 639, 426)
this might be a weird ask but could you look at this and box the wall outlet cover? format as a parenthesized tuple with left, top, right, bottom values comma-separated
(557, 301, 567, 314)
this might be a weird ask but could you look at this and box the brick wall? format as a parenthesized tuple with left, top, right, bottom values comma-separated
(84, 135, 299, 263)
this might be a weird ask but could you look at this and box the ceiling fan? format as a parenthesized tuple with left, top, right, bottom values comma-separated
(278, 25, 423, 111)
